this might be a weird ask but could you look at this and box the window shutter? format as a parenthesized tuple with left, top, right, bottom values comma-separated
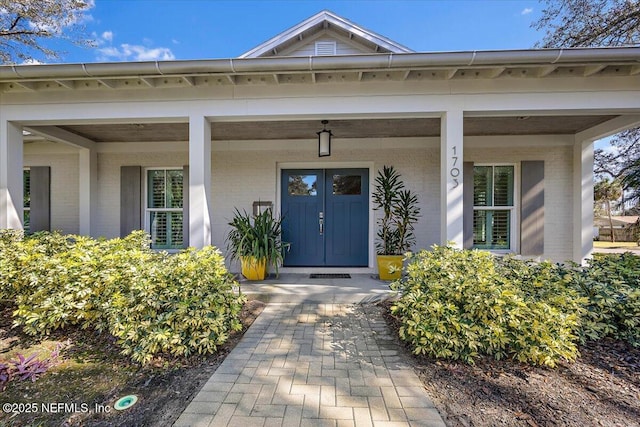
(30, 166, 50, 232)
(463, 162, 474, 249)
(521, 161, 544, 255)
(120, 166, 142, 237)
(182, 165, 189, 248)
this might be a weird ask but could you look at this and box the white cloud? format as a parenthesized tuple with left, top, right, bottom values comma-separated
(21, 58, 44, 65)
(101, 31, 114, 42)
(97, 44, 175, 62)
(521, 7, 533, 15)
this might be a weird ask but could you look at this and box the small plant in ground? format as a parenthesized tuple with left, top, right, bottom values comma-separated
(391, 246, 582, 367)
(0, 345, 61, 391)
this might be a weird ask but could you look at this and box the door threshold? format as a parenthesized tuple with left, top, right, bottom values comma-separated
(279, 267, 374, 274)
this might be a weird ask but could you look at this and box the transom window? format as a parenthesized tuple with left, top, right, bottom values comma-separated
(146, 169, 183, 249)
(473, 165, 515, 250)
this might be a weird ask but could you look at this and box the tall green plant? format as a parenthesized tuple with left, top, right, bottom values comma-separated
(226, 208, 288, 276)
(372, 165, 421, 255)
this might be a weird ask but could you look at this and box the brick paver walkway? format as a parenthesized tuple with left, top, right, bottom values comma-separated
(175, 303, 445, 427)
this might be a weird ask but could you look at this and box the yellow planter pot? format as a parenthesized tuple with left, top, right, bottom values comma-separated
(377, 255, 403, 281)
(241, 256, 267, 281)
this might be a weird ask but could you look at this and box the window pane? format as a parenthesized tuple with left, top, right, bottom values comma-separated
(150, 211, 168, 248)
(171, 212, 183, 247)
(23, 210, 30, 234)
(473, 166, 492, 206)
(473, 210, 488, 246)
(23, 170, 31, 208)
(149, 211, 183, 249)
(148, 170, 166, 208)
(333, 175, 361, 195)
(167, 170, 183, 209)
(473, 210, 510, 250)
(494, 166, 514, 206)
(288, 175, 317, 196)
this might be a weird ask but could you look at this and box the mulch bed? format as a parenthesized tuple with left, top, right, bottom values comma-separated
(381, 301, 640, 427)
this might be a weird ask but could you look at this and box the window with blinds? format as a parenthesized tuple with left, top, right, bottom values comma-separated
(147, 169, 183, 249)
(473, 165, 514, 250)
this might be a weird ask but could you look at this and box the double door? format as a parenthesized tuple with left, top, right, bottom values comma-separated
(281, 169, 368, 267)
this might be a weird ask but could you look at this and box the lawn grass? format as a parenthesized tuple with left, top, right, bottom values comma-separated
(594, 241, 640, 248)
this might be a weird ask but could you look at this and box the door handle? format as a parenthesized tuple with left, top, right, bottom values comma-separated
(319, 212, 324, 235)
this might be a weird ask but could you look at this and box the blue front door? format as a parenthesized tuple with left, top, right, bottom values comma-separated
(282, 169, 369, 267)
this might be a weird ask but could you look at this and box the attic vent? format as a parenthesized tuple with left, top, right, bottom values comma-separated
(315, 41, 337, 56)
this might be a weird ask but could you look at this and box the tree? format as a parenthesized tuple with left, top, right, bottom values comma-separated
(595, 179, 622, 242)
(533, 0, 640, 213)
(533, 0, 640, 48)
(594, 128, 640, 212)
(0, 0, 94, 64)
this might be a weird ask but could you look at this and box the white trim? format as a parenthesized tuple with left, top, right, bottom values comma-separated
(276, 161, 376, 271)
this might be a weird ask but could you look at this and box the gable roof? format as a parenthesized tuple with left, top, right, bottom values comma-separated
(239, 10, 413, 58)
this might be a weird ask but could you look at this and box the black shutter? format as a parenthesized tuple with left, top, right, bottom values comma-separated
(120, 166, 142, 237)
(520, 161, 544, 255)
(463, 162, 474, 249)
(30, 166, 51, 232)
(182, 165, 189, 248)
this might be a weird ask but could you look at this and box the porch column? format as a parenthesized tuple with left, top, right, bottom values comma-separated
(79, 148, 97, 236)
(0, 120, 23, 230)
(440, 110, 464, 247)
(573, 138, 594, 264)
(188, 115, 212, 248)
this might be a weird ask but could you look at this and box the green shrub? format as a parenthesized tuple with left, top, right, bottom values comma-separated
(572, 253, 640, 346)
(0, 230, 245, 364)
(391, 246, 582, 367)
(105, 247, 244, 363)
(9, 232, 154, 334)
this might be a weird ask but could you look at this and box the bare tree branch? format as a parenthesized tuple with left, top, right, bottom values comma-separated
(0, 0, 95, 64)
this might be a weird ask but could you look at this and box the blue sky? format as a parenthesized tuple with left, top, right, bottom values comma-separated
(53, 0, 544, 63)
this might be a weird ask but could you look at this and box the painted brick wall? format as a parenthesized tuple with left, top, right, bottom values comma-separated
(24, 152, 80, 234)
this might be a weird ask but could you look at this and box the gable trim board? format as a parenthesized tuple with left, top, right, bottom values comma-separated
(239, 10, 413, 58)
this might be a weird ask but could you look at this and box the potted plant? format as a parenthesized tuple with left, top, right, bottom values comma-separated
(226, 208, 288, 280)
(373, 165, 421, 280)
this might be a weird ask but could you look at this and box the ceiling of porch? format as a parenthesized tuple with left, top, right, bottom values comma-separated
(39, 115, 618, 143)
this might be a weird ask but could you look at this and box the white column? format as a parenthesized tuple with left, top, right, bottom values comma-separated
(573, 138, 594, 264)
(440, 110, 464, 247)
(79, 148, 97, 236)
(188, 115, 212, 248)
(0, 120, 24, 230)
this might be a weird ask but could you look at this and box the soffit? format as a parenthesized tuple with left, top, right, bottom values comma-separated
(52, 115, 617, 143)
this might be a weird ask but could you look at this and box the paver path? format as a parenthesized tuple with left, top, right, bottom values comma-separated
(175, 303, 445, 427)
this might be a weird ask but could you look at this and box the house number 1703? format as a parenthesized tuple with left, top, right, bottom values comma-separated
(450, 145, 460, 189)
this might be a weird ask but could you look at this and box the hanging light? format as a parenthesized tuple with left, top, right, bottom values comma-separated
(317, 120, 332, 157)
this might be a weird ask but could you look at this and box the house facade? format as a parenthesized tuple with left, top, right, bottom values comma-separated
(2, 11, 640, 271)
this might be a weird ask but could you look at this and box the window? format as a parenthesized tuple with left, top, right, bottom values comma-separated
(332, 175, 362, 195)
(473, 165, 515, 250)
(288, 175, 318, 196)
(23, 169, 30, 233)
(146, 169, 183, 249)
